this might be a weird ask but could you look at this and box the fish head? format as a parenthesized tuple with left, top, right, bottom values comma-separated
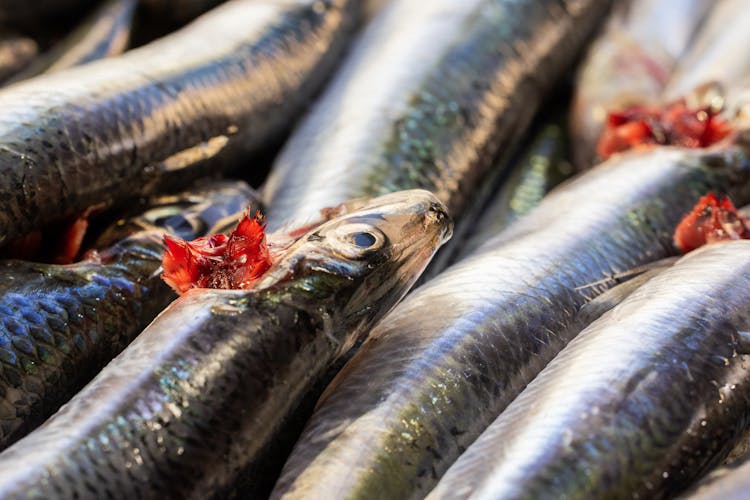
(259, 189, 453, 350)
(95, 180, 260, 247)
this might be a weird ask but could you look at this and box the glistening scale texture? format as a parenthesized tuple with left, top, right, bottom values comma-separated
(431, 241, 750, 499)
(0, 180, 257, 452)
(272, 145, 750, 499)
(0, 0, 359, 243)
(0, 191, 450, 499)
(263, 0, 612, 231)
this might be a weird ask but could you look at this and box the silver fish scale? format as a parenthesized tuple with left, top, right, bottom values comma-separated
(272, 146, 750, 499)
(0, 250, 166, 452)
(0, 179, 259, 453)
(0, 0, 360, 243)
(263, 0, 611, 232)
(431, 241, 750, 499)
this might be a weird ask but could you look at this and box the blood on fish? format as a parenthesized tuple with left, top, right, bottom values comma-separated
(597, 99, 732, 160)
(674, 193, 750, 253)
(162, 212, 271, 294)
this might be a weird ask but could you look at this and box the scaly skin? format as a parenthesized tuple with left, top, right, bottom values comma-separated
(431, 241, 750, 499)
(0, 190, 451, 499)
(456, 116, 572, 260)
(263, 0, 613, 232)
(271, 145, 750, 500)
(8, 0, 138, 83)
(0, 180, 258, 452)
(0, 0, 360, 244)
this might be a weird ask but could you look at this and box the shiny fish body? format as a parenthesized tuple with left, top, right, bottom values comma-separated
(570, 0, 713, 168)
(263, 0, 612, 231)
(666, 0, 750, 102)
(271, 145, 750, 500)
(0, 180, 258, 452)
(0, 190, 451, 499)
(8, 0, 137, 83)
(432, 241, 750, 499)
(0, 0, 360, 244)
(685, 452, 750, 499)
(456, 118, 571, 259)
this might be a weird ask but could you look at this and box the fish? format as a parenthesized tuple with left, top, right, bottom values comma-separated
(0, 0, 361, 245)
(684, 450, 750, 499)
(262, 0, 614, 232)
(270, 144, 750, 500)
(455, 115, 572, 260)
(0, 189, 451, 499)
(665, 0, 750, 103)
(7, 0, 137, 83)
(570, 0, 714, 168)
(0, 179, 259, 452)
(430, 240, 750, 499)
(0, 34, 37, 83)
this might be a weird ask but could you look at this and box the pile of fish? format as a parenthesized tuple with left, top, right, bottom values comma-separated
(1, 0, 750, 498)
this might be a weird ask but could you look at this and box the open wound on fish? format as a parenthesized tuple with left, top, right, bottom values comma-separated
(674, 193, 750, 253)
(162, 212, 271, 294)
(596, 99, 732, 159)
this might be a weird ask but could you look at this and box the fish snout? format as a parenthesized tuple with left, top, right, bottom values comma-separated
(426, 200, 453, 244)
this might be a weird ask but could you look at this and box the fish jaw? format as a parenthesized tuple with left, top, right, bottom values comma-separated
(259, 189, 452, 354)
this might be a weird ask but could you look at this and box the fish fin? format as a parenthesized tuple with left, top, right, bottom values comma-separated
(575, 257, 678, 294)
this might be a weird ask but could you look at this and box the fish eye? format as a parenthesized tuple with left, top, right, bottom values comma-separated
(352, 231, 377, 248)
(325, 223, 386, 259)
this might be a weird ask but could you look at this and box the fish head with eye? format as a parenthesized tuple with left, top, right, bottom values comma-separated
(258, 189, 453, 352)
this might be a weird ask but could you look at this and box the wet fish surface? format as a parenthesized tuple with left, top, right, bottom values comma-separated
(0, 0, 360, 244)
(570, 0, 713, 168)
(8, 0, 138, 83)
(431, 240, 750, 499)
(0, 190, 451, 499)
(271, 144, 750, 500)
(262, 0, 613, 231)
(665, 0, 750, 102)
(455, 115, 572, 260)
(685, 448, 750, 499)
(0, 180, 258, 452)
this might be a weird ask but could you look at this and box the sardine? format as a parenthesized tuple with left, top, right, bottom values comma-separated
(271, 144, 750, 500)
(8, 0, 137, 83)
(0, 190, 451, 499)
(685, 451, 750, 499)
(431, 240, 750, 499)
(262, 0, 613, 232)
(570, 0, 713, 168)
(456, 116, 572, 260)
(666, 0, 750, 103)
(0, 0, 360, 244)
(0, 179, 258, 452)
